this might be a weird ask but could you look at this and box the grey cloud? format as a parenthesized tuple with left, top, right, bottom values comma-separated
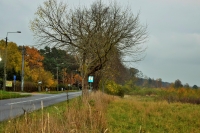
(0, 0, 199, 86)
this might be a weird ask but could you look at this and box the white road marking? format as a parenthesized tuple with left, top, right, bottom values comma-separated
(6, 94, 63, 105)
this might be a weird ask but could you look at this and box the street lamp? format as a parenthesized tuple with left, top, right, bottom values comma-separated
(3, 31, 21, 91)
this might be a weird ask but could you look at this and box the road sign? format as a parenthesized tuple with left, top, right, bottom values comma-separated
(6, 81, 12, 87)
(13, 75, 16, 80)
(88, 76, 94, 83)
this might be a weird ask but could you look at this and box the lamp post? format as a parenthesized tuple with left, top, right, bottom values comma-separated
(3, 31, 21, 91)
(0, 56, 1, 89)
(21, 45, 25, 91)
(56, 63, 65, 91)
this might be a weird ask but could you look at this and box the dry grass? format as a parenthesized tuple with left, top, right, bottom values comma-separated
(107, 95, 200, 133)
(1, 91, 114, 133)
(158, 87, 200, 104)
(2, 88, 200, 133)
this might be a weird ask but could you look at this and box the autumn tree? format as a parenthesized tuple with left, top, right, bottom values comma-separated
(24, 46, 44, 82)
(30, 0, 147, 96)
(0, 40, 6, 84)
(25, 46, 44, 69)
(105, 49, 131, 85)
(0, 40, 22, 82)
(24, 46, 55, 88)
(92, 48, 131, 90)
(30, 67, 55, 88)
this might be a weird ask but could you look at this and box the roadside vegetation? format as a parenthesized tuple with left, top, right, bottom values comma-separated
(0, 90, 31, 100)
(0, 90, 78, 100)
(1, 87, 200, 132)
(127, 87, 200, 104)
(107, 95, 200, 133)
(0, 91, 112, 133)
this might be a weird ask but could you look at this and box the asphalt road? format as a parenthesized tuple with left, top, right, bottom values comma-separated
(0, 91, 82, 122)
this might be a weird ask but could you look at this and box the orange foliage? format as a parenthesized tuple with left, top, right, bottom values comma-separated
(63, 73, 82, 85)
(74, 74, 82, 83)
(25, 46, 44, 69)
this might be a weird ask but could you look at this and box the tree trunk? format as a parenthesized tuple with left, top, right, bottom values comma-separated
(82, 75, 89, 98)
(81, 52, 89, 99)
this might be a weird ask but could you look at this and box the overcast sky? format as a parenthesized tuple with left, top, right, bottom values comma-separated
(0, 0, 200, 86)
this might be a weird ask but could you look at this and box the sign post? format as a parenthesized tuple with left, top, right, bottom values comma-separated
(38, 81, 42, 92)
(88, 76, 94, 90)
(13, 75, 16, 91)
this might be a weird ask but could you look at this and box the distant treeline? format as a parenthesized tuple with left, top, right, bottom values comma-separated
(135, 78, 198, 89)
(135, 78, 170, 88)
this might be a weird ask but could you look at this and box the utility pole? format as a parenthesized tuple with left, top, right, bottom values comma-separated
(3, 37, 8, 91)
(3, 31, 21, 91)
(21, 45, 25, 91)
(57, 66, 58, 91)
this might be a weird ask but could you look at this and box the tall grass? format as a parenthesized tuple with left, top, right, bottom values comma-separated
(1, 89, 200, 132)
(128, 87, 200, 104)
(159, 87, 200, 104)
(127, 88, 162, 96)
(107, 95, 200, 133)
(1, 91, 113, 133)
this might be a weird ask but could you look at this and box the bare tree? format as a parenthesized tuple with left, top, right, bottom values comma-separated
(30, 0, 147, 97)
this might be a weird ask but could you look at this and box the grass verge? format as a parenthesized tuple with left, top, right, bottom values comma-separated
(0, 90, 31, 100)
(0, 91, 113, 133)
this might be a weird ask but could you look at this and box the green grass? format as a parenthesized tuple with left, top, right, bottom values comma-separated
(106, 95, 200, 133)
(1, 89, 200, 132)
(127, 87, 200, 104)
(127, 88, 162, 96)
(0, 90, 31, 100)
(0, 92, 111, 133)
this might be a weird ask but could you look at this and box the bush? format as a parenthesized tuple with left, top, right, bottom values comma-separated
(104, 80, 125, 97)
(7, 81, 38, 92)
(58, 84, 67, 91)
(117, 87, 125, 98)
(127, 87, 161, 96)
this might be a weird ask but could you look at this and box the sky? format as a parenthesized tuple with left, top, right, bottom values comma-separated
(0, 0, 200, 86)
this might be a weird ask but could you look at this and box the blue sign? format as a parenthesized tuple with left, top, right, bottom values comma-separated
(88, 76, 94, 83)
(13, 75, 16, 81)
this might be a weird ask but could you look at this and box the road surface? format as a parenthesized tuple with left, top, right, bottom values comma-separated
(0, 91, 82, 122)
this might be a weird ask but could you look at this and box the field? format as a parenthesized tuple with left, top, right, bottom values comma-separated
(107, 95, 200, 133)
(0, 88, 200, 132)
